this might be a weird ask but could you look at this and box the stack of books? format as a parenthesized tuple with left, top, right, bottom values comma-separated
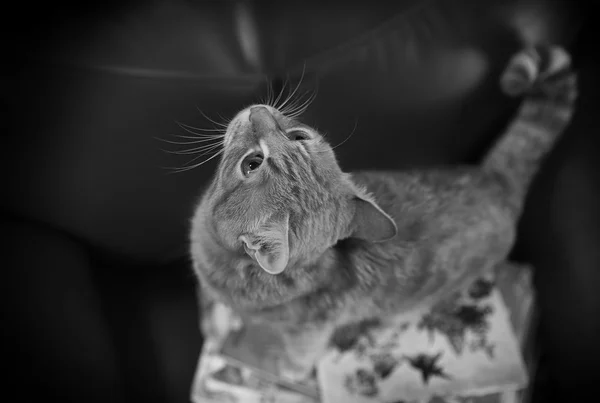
(191, 263, 535, 403)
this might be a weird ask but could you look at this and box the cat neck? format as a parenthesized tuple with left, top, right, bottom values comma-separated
(234, 239, 413, 325)
(193, 205, 405, 315)
(196, 228, 360, 314)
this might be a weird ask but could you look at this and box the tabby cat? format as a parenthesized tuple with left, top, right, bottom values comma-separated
(189, 45, 577, 380)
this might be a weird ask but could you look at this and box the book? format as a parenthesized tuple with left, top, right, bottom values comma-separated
(190, 347, 317, 403)
(191, 264, 534, 403)
(190, 310, 319, 402)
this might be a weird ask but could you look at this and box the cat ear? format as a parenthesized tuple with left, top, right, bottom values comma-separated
(240, 213, 290, 275)
(351, 196, 397, 242)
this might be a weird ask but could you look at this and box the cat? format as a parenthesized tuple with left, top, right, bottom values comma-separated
(189, 44, 577, 380)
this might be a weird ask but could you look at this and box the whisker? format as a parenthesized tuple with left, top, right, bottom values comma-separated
(330, 119, 358, 151)
(272, 75, 290, 109)
(159, 140, 223, 154)
(182, 144, 224, 163)
(155, 135, 224, 145)
(294, 76, 319, 112)
(195, 107, 229, 128)
(216, 113, 230, 123)
(172, 133, 225, 140)
(262, 75, 274, 107)
(174, 135, 225, 142)
(277, 85, 293, 112)
(278, 62, 306, 111)
(258, 76, 267, 105)
(175, 121, 225, 137)
(165, 148, 225, 174)
(282, 89, 311, 116)
(287, 87, 318, 118)
(287, 98, 315, 119)
(161, 148, 223, 156)
(267, 77, 275, 107)
(177, 120, 226, 133)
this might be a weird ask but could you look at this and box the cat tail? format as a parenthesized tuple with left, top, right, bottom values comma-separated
(482, 45, 578, 211)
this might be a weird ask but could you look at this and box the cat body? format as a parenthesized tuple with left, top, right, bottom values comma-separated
(190, 45, 577, 379)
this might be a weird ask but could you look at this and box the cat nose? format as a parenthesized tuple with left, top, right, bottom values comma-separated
(249, 106, 278, 133)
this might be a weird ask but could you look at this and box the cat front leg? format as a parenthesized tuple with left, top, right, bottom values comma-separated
(278, 323, 335, 382)
(197, 285, 243, 339)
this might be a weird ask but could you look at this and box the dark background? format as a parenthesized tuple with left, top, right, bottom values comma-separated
(2, 1, 598, 402)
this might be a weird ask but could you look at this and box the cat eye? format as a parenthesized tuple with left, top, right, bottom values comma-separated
(241, 152, 264, 176)
(286, 129, 310, 141)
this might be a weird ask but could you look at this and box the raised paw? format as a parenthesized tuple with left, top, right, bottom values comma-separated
(500, 45, 576, 102)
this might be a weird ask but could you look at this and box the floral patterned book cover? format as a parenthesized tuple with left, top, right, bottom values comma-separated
(190, 309, 320, 402)
(190, 340, 318, 403)
(191, 265, 534, 403)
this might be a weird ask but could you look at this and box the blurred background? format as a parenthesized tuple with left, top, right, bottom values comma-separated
(2, 1, 598, 402)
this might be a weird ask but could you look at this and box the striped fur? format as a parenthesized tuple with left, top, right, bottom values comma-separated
(484, 45, 578, 212)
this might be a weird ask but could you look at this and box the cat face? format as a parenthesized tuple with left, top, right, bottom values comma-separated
(203, 104, 397, 275)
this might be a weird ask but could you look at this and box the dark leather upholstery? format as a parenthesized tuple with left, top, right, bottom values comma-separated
(2, 1, 597, 402)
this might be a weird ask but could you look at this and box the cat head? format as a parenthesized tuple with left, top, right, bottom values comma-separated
(201, 104, 397, 275)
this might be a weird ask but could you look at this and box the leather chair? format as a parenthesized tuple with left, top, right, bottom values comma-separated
(3, 1, 598, 402)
